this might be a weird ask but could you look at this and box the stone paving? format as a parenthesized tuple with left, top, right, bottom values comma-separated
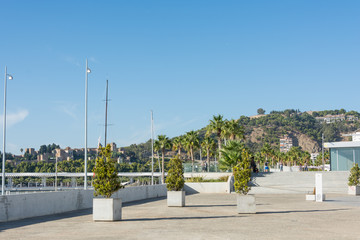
(1, 193, 360, 240)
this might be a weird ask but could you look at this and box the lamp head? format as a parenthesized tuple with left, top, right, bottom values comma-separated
(87, 68, 91, 73)
(7, 75, 13, 80)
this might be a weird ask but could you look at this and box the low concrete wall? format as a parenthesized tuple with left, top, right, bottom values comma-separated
(0, 189, 93, 222)
(0, 184, 167, 223)
(184, 172, 232, 180)
(184, 182, 230, 194)
(112, 184, 167, 202)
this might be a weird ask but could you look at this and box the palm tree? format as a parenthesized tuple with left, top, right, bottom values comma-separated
(183, 130, 199, 172)
(261, 143, 274, 167)
(219, 140, 247, 171)
(201, 137, 216, 172)
(172, 136, 183, 158)
(222, 119, 245, 141)
(206, 115, 225, 160)
(154, 135, 172, 183)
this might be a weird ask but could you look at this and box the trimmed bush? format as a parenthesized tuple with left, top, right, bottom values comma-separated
(233, 149, 251, 195)
(93, 145, 123, 198)
(348, 163, 360, 186)
(166, 156, 184, 191)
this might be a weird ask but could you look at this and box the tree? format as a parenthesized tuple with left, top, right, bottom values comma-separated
(183, 131, 199, 172)
(206, 115, 225, 160)
(201, 137, 216, 172)
(166, 156, 185, 191)
(154, 135, 172, 183)
(222, 119, 245, 141)
(348, 164, 360, 186)
(172, 136, 183, 158)
(257, 108, 265, 115)
(219, 140, 245, 171)
(93, 145, 123, 198)
(233, 149, 251, 195)
(261, 143, 274, 167)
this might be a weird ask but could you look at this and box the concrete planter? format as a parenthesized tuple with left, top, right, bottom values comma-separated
(305, 194, 326, 201)
(236, 194, 256, 214)
(167, 191, 185, 207)
(348, 186, 360, 195)
(305, 194, 316, 201)
(93, 198, 122, 221)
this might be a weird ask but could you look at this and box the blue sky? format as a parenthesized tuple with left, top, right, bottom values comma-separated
(0, 1, 359, 154)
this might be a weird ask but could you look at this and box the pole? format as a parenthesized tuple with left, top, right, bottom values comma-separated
(151, 110, 154, 185)
(104, 80, 108, 146)
(2, 66, 7, 195)
(84, 59, 88, 190)
(322, 133, 324, 171)
(55, 157, 58, 191)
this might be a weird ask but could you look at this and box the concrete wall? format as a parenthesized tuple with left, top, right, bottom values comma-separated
(184, 182, 230, 194)
(0, 189, 93, 222)
(250, 171, 349, 194)
(112, 184, 167, 202)
(184, 172, 232, 180)
(0, 184, 167, 223)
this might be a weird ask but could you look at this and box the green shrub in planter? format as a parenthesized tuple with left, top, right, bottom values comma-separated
(348, 163, 360, 186)
(233, 149, 251, 195)
(166, 156, 185, 191)
(93, 145, 123, 198)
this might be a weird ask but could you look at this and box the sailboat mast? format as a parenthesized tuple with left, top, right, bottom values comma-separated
(104, 80, 108, 146)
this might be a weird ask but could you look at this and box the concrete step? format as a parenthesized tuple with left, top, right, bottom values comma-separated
(249, 171, 349, 194)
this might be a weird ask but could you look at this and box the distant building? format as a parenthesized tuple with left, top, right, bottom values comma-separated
(25, 148, 36, 155)
(109, 142, 117, 152)
(280, 135, 293, 153)
(347, 115, 359, 122)
(37, 153, 50, 162)
(55, 148, 74, 161)
(324, 141, 360, 171)
(315, 114, 345, 124)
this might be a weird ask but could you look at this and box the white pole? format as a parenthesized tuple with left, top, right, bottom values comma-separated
(84, 59, 89, 190)
(2, 66, 7, 195)
(55, 157, 58, 191)
(322, 133, 324, 171)
(151, 110, 154, 185)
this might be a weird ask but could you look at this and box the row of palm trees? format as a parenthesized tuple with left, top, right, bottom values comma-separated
(154, 115, 244, 183)
(257, 143, 313, 169)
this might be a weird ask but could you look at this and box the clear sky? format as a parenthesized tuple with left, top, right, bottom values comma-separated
(0, 1, 359, 154)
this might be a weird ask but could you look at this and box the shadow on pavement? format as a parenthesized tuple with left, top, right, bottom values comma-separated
(125, 215, 242, 222)
(257, 208, 350, 214)
(0, 208, 92, 232)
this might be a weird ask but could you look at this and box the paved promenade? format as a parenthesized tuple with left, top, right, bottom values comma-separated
(1, 193, 360, 240)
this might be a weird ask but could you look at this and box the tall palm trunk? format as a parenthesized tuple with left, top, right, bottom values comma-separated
(217, 131, 222, 160)
(190, 146, 194, 172)
(161, 149, 165, 184)
(207, 148, 210, 172)
(178, 149, 181, 157)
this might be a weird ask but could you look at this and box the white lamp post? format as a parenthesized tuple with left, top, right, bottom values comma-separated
(2, 66, 13, 195)
(84, 59, 91, 190)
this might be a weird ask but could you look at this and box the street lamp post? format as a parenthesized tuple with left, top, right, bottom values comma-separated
(84, 59, 91, 190)
(2, 66, 13, 196)
(151, 110, 154, 185)
(322, 133, 325, 171)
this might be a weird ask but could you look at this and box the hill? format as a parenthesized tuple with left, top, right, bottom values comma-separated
(120, 109, 360, 163)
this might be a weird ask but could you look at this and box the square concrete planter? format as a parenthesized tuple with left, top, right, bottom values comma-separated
(93, 198, 122, 221)
(305, 194, 326, 201)
(167, 191, 185, 207)
(236, 194, 256, 214)
(348, 186, 360, 195)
